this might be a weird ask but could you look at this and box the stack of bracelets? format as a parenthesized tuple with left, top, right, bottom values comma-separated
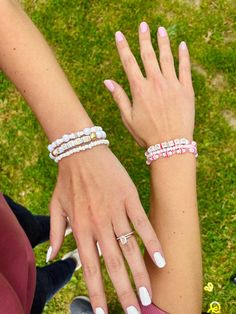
(145, 138, 198, 165)
(47, 126, 109, 163)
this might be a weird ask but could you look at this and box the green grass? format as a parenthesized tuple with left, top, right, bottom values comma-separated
(0, 0, 235, 313)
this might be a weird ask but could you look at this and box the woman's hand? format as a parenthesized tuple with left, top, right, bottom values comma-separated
(104, 22, 195, 147)
(48, 145, 165, 314)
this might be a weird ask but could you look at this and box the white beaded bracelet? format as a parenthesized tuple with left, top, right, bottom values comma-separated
(50, 132, 107, 158)
(53, 139, 109, 163)
(47, 126, 105, 153)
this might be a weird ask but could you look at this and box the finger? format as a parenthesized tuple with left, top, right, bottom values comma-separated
(47, 200, 67, 262)
(126, 196, 166, 269)
(178, 41, 194, 91)
(115, 31, 144, 90)
(157, 26, 177, 80)
(113, 211, 152, 306)
(139, 21, 161, 78)
(75, 232, 107, 314)
(104, 79, 132, 121)
(97, 218, 141, 313)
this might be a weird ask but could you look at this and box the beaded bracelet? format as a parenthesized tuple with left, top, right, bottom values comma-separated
(145, 138, 198, 165)
(50, 132, 107, 158)
(54, 139, 109, 163)
(47, 126, 105, 153)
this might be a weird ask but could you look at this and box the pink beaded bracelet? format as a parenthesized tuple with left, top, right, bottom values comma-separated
(145, 138, 198, 165)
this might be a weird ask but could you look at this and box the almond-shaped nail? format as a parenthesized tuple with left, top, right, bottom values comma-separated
(154, 252, 166, 268)
(140, 21, 148, 33)
(115, 31, 124, 42)
(46, 246, 52, 263)
(104, 80, 115, 92)
(180, 41, 187, 50)
(158, 26, 167, 37)
(127, 306, 139, 314)
(95, 307, 105, 314)
(139, 287, 151, 306)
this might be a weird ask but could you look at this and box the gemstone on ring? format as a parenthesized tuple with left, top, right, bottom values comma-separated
(120, 236, 128, 245)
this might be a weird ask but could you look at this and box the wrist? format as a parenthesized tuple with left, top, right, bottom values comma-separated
(58, 144, 110, 169)
(150, 152, 196, 172)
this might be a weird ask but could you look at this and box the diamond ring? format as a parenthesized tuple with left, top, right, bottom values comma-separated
(116, 231, 135, 245)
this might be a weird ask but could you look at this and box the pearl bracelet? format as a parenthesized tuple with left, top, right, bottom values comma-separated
(145, 138, 198, 165)
(54, 139, 109, 163)
(50, 132, 107, 158)
(47, 126, 105, 153)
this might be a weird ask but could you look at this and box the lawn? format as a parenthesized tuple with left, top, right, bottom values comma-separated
(0, 0, 235, 313)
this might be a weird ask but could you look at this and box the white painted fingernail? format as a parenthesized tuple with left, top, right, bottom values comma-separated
(95, 307, 105, 314)
(127, 306, 139, 314)
(154, 252, 166, 268)
(139, 287, 151, 306)
(46, 246, 52, 263)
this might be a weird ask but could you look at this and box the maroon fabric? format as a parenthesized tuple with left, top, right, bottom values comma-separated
(0, 193, 36, 314)
(140, 303, 167, 314)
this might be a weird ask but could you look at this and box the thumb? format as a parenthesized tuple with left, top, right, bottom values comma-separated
(104, 79, 132, 122)
(46, 199, 67, 262)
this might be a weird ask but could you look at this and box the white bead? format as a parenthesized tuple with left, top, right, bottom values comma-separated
(96, 131, 103, 139)
(83, 128, 91, 135)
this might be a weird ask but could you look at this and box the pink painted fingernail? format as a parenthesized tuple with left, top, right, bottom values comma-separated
(140, 21, 148, 33)
(115, 31, 124, 42)
(158, 26, 167, 37)
(180, 41, 187, 50)
(104, 80, 115, 92)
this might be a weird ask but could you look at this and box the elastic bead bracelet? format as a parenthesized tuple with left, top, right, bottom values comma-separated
(47, 126, 104, 153)
(145, 138, 198, 165)
(54, 139, 110, 163)
(51, 131, 107, 158)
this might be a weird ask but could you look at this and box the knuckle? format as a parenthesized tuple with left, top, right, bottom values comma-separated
(106, 255, 123, 273)
(141, 49, 156, 62)
(113, 88, 124, 103)
(133, 271, 147, 284)
(134, 214, 148, 229)
(123, 54, 135, 68)
(119, 290, 133, 304)
(83, 262, 98, 278)
(89, 292, 103, 304)
(131, 80, 143, 96)
(147, 238, 158, 250)
(160, 54, 173, 65)
(181, 63, 191, 73)
(121, 238, 136, 255)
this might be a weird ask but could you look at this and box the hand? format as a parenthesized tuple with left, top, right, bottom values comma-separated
(104, 22, 195, 147)
(48, 145, 165, 314)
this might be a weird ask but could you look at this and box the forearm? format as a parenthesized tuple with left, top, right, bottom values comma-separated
(0, 0, 92, 141)
(145, 154, 202, 313)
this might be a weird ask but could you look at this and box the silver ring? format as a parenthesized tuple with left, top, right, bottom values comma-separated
(116, 231, 134, 245)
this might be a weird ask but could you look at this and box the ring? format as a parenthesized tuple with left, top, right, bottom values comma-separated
(116, 231, 134, 245)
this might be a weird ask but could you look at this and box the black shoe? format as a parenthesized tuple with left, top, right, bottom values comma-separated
(230, 274, 236, 284)
(70, 296, 93, 314)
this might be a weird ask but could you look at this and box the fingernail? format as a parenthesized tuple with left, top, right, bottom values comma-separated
(140, 21, 148, 33)
(158, 26, 167, 37)
(46, 246, 52, 263)
(95, 307, 105, 314)
(138, 287, 151, 306)
(104, 80, 115, 92)
(127, 306, 139, 314)
(154, 252, 166, 268)
(180, 41, 187, 50)
(115, 31, 124, 42)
